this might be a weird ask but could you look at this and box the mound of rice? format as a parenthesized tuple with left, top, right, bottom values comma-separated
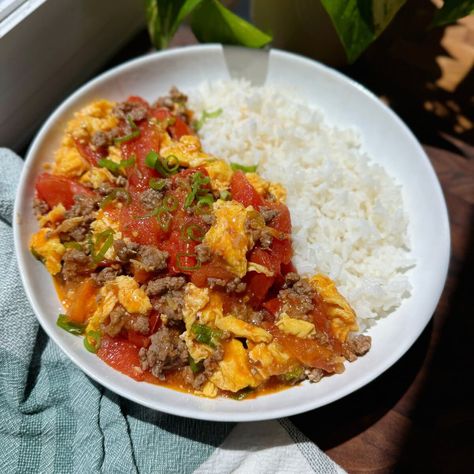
(189, 80, 414, 330)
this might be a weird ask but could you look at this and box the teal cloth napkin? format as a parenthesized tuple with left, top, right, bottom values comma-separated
(0, 149, 343, 474)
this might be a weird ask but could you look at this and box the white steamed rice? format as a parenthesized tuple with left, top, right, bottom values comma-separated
(188, 80, 414, 330)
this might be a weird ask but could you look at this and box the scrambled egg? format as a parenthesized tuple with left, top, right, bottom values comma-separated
(204, 201, 263, 277)
(80, 167, 115, 189)
(248, 341, 294, 379)
(182, 283, 210, 331)
(53, 100, 118, 178)
(38, 204, 66, 227)
(90, 210, 122, 260)
(215, 315, 272, 343)
(210, 339, 258, 392)
(160, 134, 233, 191)
(276, 314, 316, 339)
(53, 140, 89, 178)
(309, 274, 358, 342)
(85, 276, 151, 333)
(246, 173, 287, 203)
(29, 228, 65, 275)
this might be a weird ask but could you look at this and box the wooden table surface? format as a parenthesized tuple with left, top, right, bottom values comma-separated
(291, 145, 474, 473)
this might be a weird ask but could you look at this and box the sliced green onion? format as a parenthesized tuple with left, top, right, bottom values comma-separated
(145, 151, 179, 177)
(30, 248, 45, 263)
(90, 229, 114, 263)
(197, 194, 214, 207)
(184, 172, 211, 208)
(156, 209, 172, 231)
(219, 190, 232, 201)
(163, 195, 178, 212)
(162, 155, 180, 173)
(145, 150, 159, 169)
(280, 366, 304, 383)
(181, 224, 205, 242)
(84, 330, 101, 353)
(56, 314, 85, 335)
(230, 386, 254, 401)
(114, 116, 140, 144)
(149, 178, 167, 191)
(120, 155, 136, 169)
(189, 356, 204, 374)
(99, 188, 130, 209)
(194, 108, 223, 131)
(191, 323, 222, 348)
(98, 158, 120, 173)
(63, 241, 83, 251)
(230, 163, 258, 173)
(98, 156, 135, 174)
(176, 252, 201, 272)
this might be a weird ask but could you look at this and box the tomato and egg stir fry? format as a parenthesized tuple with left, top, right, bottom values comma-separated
(30, 88, 371, 399)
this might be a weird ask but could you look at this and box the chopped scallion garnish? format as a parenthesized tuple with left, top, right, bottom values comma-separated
(89, 228, 114, 263)
(176, 252, 201, 272)
(84, 330, 101, 353)
(149, 178, 167, 191)
(56, 314, 85, 336)
(114, 116, 141, 144)
(191, 323, 222, 348)
(194, 108, 223, 131)
(230, 163, 258, 173)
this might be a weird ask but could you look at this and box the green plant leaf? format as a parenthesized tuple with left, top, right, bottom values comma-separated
(190, 0, 272, 48)
(432, 0, 474, 27)
(320, 0, 407, 63)
(145, 0, 203, 50)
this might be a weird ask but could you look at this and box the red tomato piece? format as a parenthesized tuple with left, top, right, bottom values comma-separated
(121, 121, 161, 192)
(262, 298, 281, 317)
(169, 117, 193, 140)
(118, 200, 168, 245)
(97, 336, 145, 381)
(35, 172, 94, 209)
(230, 171, 264, 208)
(127, 330, 150, 348)
(190, 262, 235, 287)
(73, 138, 105, 166)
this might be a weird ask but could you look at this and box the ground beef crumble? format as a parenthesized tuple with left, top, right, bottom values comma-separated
(146, 276, 186, 296)
(343, 334, 372, 362)
(137, 245, 168, 272)
(278, 279, 315, 320)
(139, 327, 188, 380)
(61, 249, 92, 282)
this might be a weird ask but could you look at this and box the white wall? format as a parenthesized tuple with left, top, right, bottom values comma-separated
(0, 0, 145, 151)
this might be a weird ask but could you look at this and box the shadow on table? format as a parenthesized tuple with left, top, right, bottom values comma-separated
(395, 219, 474, 473)
(290, 317, 432, 450)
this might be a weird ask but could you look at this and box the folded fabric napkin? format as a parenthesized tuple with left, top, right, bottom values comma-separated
(0, 148, 344, 474)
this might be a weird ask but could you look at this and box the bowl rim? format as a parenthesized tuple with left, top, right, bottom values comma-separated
(13, 44, 451, 422)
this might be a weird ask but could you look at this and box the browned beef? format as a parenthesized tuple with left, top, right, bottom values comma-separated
(125, 315, 149, 335)
(283, 272, 300, 288)
(343, 334, 372, 362)
(61, 249, 92, 282)
(260, 207, 279, 223)
(305, 368, 324, 383)
(113, 101, 148, 122)
(259, 229, 273, 249)
(152, 290, 184, 321)
(65, 194, 99, 220)
(92, 266, 120, 286)
(200, 213, 215, 226)
(102, 305, 129, 337)
(139, 189, 163, 211)
(138, 245, 168, 272)
(114, 240, 139, 262)
(90, 128, 120, 148)
(146, 276, 186, 296)
(195, 243, 211, 263)
(207, 277, 246, 294)
(138, 327, 188, 379)
(278, 279, 315, 320)
(33, 198, 49, 217)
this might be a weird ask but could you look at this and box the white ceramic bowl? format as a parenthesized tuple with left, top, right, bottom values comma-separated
(14, 45, 450, 422)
